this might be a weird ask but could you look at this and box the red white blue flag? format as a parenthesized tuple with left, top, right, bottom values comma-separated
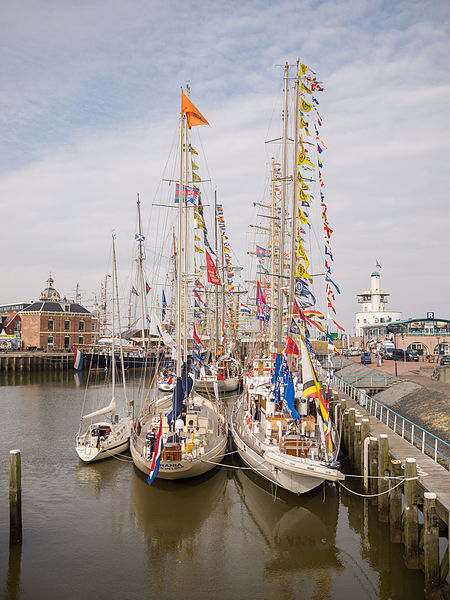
(147, 420, 164, 485)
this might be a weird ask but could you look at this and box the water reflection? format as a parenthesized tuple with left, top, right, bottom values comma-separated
(4, 544, 22, 600)
(131, 467, 228, 550)
(234, 466, 341, 581)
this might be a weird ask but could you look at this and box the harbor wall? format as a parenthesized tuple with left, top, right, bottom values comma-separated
(0, 351, 74, 372)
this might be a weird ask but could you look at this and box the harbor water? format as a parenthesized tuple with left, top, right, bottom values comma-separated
(0, 371, 426, 599)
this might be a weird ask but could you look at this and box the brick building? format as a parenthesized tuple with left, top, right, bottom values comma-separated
(20, 276, 98, 350)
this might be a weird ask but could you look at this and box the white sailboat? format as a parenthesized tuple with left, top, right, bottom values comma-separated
(231, 61, 344, 494)
(76, 235, 132, 462)
(130, 88, 228, 481)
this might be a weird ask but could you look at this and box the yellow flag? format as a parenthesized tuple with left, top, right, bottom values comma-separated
(299, 188, 310, 203)
(192, 172, 201, 182)
(298, 207, 308, 225)
(298, 150, 314, 168)
(191, 160, 199, 171)
(297, 172, 309, 190)
(194, 245, 204, 254)
(190, 146, 198, 155)
(301, 82, 312, 94)
(300, 117, 310, 136)
(299, 63, 309, 76)
(194, 233, 200, 242)
(300, 98, 312, 112)
(296, 262, 312, 282)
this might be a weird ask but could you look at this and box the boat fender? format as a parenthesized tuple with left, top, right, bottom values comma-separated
(248, 417, 252, 429)
(279, 436, 283, 450)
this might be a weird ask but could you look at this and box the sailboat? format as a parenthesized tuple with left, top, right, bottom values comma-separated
(76, 235, 132, 462)
(130, 88, 228, 481)
(231, 61, 344, 494)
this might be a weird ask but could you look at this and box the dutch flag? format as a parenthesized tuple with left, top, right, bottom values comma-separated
(147, 420, 164, 486)
(240, 303, 252, 315)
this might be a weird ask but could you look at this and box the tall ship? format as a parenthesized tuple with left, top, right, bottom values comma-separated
(130, 88, 228, 481)
(231, 61, 345, 494)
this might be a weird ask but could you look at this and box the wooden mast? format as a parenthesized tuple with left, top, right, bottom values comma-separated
(288, 64, 300, 369)
(176, 96, 185, 378)
(276, 62, 289, 351)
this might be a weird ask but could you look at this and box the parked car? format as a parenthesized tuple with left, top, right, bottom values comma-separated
(406, 349, 419, 361)
(440, 355, 450, 366)
(360, 351, 372, 364)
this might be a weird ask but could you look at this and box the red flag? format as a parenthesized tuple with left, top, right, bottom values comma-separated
(205, 250, 220, 285)
(217, 373, 225, 381)
(285, 337, 299, 355)
(194, 290, 204, 303)
(194, 278, 204, 289)
(146, 282, 151, 294)
(193, 324, 203, 347)
(333, 319, 345, 332)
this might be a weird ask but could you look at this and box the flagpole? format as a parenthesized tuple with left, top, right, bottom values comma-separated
(214, 190, 219, 358)
(276, 62, 289, 352)
(269, 158, 276, 355)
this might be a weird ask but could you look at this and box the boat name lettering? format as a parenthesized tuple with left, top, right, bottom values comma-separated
(160, 463, 184, 470)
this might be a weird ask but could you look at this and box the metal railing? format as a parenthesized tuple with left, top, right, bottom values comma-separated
(337, 375, 450, 469)
(317, 366, 450, 470)
(337, 375, 391, 387)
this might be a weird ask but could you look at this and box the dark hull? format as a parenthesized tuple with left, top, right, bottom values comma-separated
(82, 351, 171, 370)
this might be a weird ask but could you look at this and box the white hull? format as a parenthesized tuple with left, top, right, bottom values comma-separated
(131, 393, 228, 480)
(76, 417, 132, 463)
(157, 381, 176, 392)
(194, 375, 241, 394)
(230, 397, 344, 495)
(131, 434, 228, 480)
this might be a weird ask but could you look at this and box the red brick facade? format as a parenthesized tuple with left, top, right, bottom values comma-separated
(20, 310, 98, 350)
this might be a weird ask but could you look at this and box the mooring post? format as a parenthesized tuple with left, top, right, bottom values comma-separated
(348, 408, 356, 464)
(361, 418, 370, 480)
(378, 434, 390, 523)
(390, 459, 403, 543)
(342, 409, 349, 451)
(423, 492, 440, 589)
(368, 437, 378, 503)
(354, 422, 362, 473)
(404, 457, 419, 569)
(9, 450, 22, 544)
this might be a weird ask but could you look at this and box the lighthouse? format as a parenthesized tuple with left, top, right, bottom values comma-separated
(355, 271, 402, 336)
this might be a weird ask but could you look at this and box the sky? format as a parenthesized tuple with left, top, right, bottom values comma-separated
(1, 0, 449, 334)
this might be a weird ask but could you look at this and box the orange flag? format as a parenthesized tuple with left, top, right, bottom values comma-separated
(181, 91, 209, 128)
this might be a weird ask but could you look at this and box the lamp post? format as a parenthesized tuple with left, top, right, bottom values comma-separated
(394, 331, 398, 376)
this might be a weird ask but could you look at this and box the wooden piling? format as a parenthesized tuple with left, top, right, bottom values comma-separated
(377, 434, 390, 523)
(404, 457, 419, 569)
(354, 422, 362, 473)
(348, 408, 356, 464)
(390, 459, 403, 543)
(361, 418, 370, 477)
(423, 492, 440, 589)
(368, 437, 378, 502)
(9, 450, 22, 544)
(342, 409, 349, 450)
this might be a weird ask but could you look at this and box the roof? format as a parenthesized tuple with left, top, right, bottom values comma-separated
(371, 271, 380, 277)
(21, 301, 90, 314)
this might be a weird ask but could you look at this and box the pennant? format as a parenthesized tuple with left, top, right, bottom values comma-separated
(285, 336, 299, 355)
(205, 250, 221, 285)
(135, 233, 145, 242)
(181, 91, 209, 128)
(256, 245, 270, 258)
(162, 290, 167, 322)
(300, 98, 313, 112)
(193, 324, 203, 347)
(325, 274, 341, 295)
(333, 320, 345, 332)
(131, 286, 139, 296)
(376, 259, 382, 268)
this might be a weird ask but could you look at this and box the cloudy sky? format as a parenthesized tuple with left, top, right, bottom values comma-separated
(1, 0, 449, 333)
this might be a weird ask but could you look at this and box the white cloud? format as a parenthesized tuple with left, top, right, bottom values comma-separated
(1, 0, 449, 334)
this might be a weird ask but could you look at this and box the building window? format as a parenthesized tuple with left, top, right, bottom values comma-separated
(48, 336, 54, 345)
(64, 336, 70, 348)
(48, 320, 54, 331)
(78, 336, 84, 345)
(79, 321, 84, 331)
(92, 323, 95, 332)
(65, 320, 70, 331)
(65, 304, 70, 312)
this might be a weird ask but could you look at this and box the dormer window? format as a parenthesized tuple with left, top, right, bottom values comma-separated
(65, 305, 70, 312)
